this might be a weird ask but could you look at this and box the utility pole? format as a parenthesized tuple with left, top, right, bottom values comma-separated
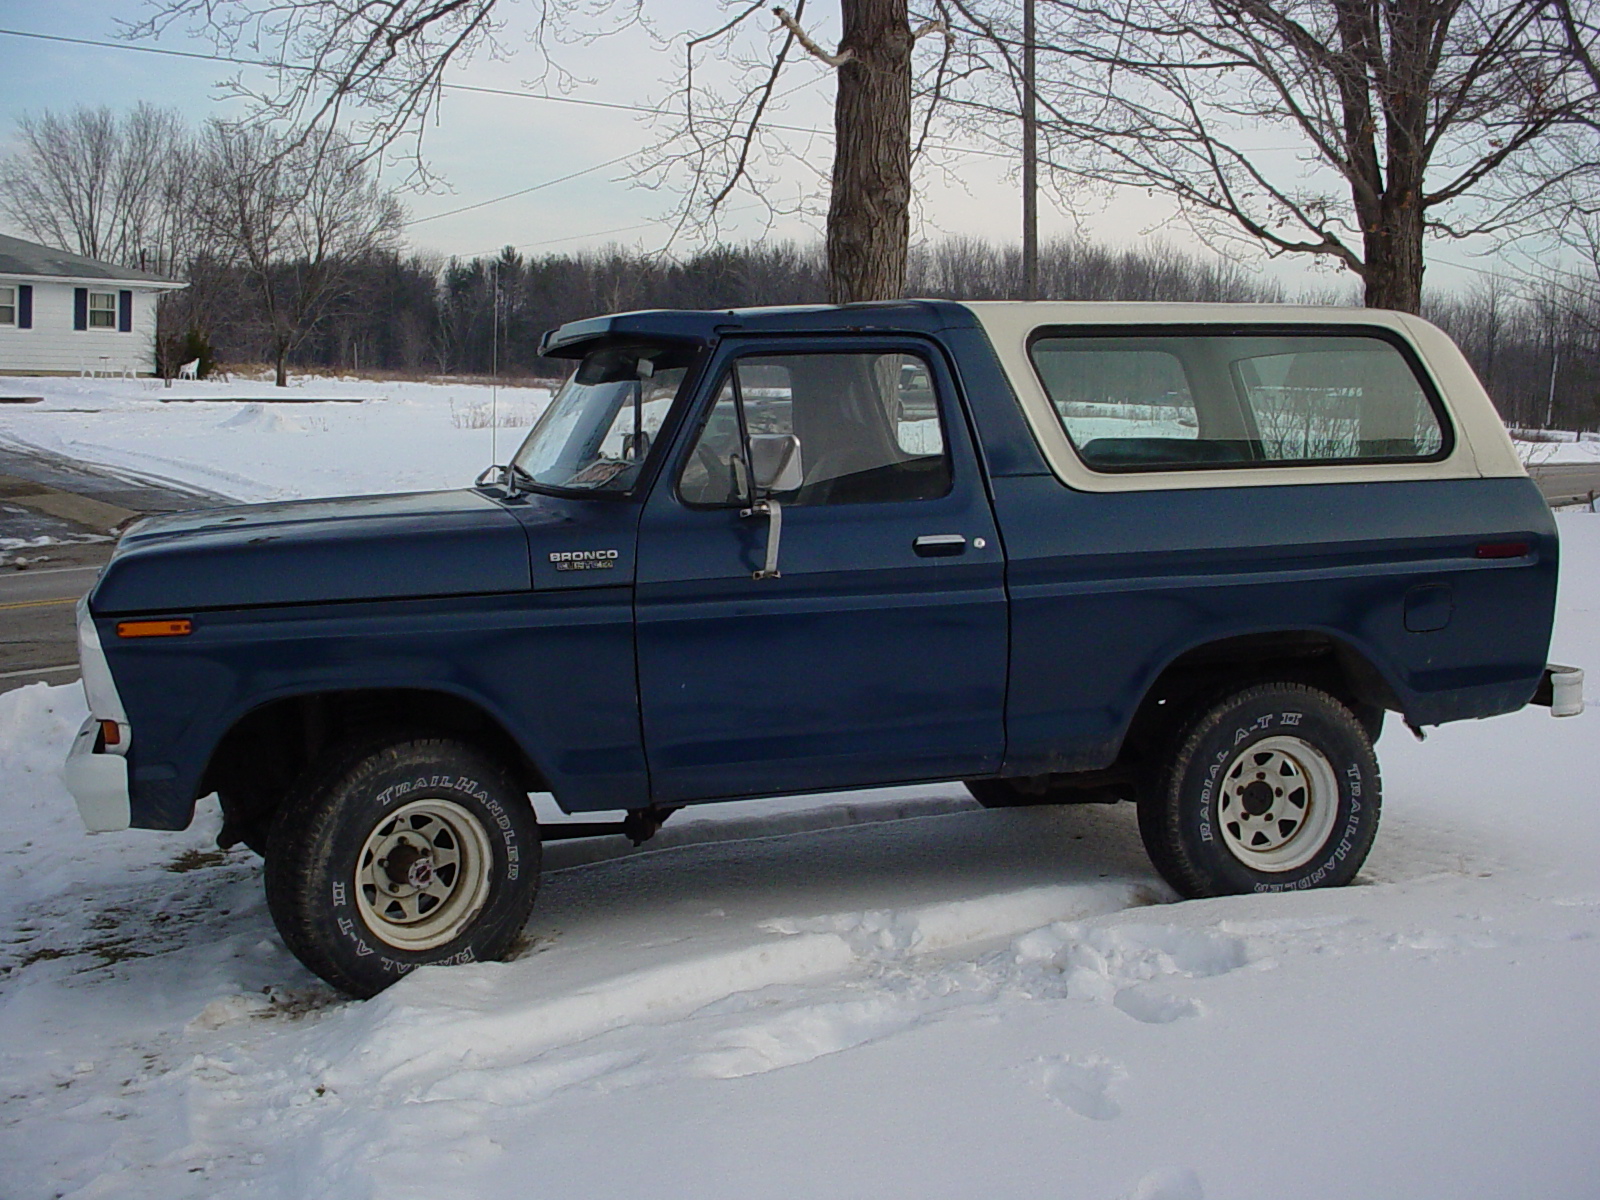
(1022, 0, 1038, 300)
(1544, 346, 1559, 429)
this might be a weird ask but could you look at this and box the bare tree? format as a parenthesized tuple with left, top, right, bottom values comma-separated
(133, 0, 966, 304)
(944, 0, 1600, 313)
(647, 1, 962, 302)
(192, 123, 404, 385)
(0, 104, 195, 274)
(128, 1, 532, 183)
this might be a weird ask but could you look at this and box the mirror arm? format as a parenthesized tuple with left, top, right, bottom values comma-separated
(729, 363, 754, 508)
(740, 497, 783, 580)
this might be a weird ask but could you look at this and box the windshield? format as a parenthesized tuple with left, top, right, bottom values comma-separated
(511, 343, 693, 494)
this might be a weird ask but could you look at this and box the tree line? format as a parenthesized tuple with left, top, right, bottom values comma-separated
(184, 235, 1600, 434)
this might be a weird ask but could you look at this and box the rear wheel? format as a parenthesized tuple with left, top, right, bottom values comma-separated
(265, 737, 540, 997)
(1138, 682, 1380, 898)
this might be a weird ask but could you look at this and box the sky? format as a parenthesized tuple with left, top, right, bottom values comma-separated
(0, 0, 1515, 296)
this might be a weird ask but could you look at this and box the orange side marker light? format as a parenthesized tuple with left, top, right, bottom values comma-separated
(116, 618, 193, 639)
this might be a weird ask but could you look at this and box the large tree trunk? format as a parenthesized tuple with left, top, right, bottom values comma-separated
(827, 0, 913, 304)
(1360, 192, 1425, 313)
(274, 336, 290, 387)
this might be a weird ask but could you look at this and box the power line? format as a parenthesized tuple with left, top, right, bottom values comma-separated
(0, 26, 680, 122)
(0, 24, 1021, 160)
(405, 153, 638, 226)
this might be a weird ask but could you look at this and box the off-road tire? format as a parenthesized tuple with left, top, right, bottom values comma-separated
(264, 737, 540, 998)
(1138, 682, 1380, 898)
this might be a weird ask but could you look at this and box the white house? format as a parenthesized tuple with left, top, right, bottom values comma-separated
(0, 233, 186, 377)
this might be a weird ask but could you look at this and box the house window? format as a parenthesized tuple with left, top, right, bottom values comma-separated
(0, 287, 14, 326)
(88, 292, 117, 328)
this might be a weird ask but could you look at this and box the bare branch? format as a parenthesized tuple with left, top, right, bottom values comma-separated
(773, 5, 854, 68)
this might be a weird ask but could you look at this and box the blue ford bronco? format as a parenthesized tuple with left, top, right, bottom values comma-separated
(64, 301, 1584, 996)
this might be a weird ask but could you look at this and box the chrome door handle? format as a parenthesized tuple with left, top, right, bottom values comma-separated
(913, 534, 967, 557)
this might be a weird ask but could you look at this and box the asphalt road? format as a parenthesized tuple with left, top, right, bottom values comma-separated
(1525, 461, 1600, 509)
(0, 443, 228, 695)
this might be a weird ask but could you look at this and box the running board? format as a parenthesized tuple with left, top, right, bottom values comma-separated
(541, 805, 681, 846)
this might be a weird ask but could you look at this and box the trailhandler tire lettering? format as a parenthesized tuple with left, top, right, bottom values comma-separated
(1137, 682, 1381, 899)
(264, 737, 541, 999)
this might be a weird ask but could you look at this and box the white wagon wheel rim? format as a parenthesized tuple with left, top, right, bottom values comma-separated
(354, 797, 494, 951)
(1217, 734, 1340, 872)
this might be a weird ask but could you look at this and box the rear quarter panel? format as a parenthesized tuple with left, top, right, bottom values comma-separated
(993, 474, 1558, 775)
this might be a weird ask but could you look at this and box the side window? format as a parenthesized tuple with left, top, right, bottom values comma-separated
(678, 351, 952, 507)
(1030, 331, 1448, 471)
(1030, 346, 1200, 468)
(1233, 344, 1444, 462)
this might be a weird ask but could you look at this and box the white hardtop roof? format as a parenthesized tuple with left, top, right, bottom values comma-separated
(960, 300, 1523, 492)
(957, 300, 1406, 326)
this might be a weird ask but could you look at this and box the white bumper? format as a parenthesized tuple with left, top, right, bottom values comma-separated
(64, 716, 131, 832)
(63, 595, 132, 833)
(1543, 664, 1585, 718)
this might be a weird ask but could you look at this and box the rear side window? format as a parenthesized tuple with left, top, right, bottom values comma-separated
(1029, 331, 1449, 471)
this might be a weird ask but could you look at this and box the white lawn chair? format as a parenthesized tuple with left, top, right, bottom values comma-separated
(178, 359, 199, 380)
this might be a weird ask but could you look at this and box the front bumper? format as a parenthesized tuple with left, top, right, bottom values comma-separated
(62, 595, 132, 832)
(64, 717, 131, 832)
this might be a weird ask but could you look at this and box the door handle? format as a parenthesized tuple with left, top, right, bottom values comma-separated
(913, 534, 967, 557)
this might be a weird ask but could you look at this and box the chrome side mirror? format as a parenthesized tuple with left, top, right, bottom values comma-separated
(749, 433, 803, 495)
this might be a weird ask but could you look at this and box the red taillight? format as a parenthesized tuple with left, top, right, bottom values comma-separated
(1475, 542, 1530, 560)
(116, 618, 192, 638)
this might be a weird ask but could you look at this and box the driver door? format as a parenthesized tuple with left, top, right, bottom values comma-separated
(634, 338, 1008, 803)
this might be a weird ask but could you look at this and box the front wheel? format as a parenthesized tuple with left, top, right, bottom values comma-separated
(265, 737, 540, 997)
(1138, 683, 1380, 898)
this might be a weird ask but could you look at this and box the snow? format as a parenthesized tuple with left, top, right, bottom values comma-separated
(1, 372, 1598, 1198)
(0, 373, 555, 504)
(1511, 428, 1600, 466)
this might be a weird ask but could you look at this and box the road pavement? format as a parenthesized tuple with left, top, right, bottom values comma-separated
(0, 443, 228, 695)
(1525, 461, 1600, 509)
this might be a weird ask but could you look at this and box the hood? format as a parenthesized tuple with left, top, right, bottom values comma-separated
(92, 490, 531, 614)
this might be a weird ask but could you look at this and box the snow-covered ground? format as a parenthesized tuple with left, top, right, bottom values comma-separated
(1, 374, 1598, 1199)
(0, 374, 555, 504)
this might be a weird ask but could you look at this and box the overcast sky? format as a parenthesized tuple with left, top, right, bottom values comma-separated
(0, 0, 1508, 296)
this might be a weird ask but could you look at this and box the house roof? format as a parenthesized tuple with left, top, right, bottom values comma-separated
(0, 232, 185, 286)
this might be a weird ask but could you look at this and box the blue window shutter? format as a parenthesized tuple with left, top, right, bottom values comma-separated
(118, 290, 133, 332)
(17, 285, 30, 329)
(74, 288, 87, 330)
